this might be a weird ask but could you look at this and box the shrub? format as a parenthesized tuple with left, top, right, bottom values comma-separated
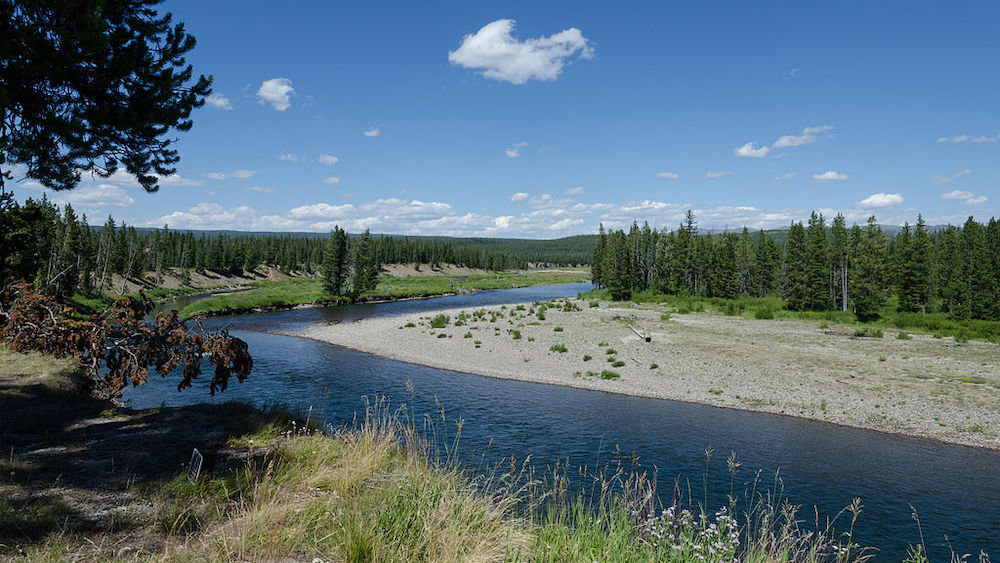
(600, 370, 620, 380)
(598, 341, 609, 347)
(437, 333, 448, 339)
(896, 331, 911, 340)
(404, 322, 416, 328)
(611, 360, 625, 368)
(650, 363, 658, 369)
(553, 326, 563, 332)
(605, 348, 617, 355)
(527, 337, 535, 342)
(429, 314, 450, 329)
(589, 301, 599, 308)
(583, 355, 592, 362)
(511, 330, 522, 340)
(660, 312, 671, 321)
(549, 344, 568, 353)
(464, 332, 472, 338)
(754, 307, 774, 320)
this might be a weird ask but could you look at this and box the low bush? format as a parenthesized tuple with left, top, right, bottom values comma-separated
(429, 314, 450, 329)
(549, 344, 568, 353)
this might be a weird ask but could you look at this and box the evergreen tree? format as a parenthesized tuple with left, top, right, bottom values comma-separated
(851, 216, 888, 321)
(322, 226, 349, 296)
(829, 214, 850, 311)
(592, 224, 607, 288)
(782, 222, 808, 310)
(803, 212, 832, 311)
(898, 216, 932, 313)
(735, 227, 754, 296)
(710, 233, 738, 299)
(604, 231, 632, 301)
(753, 230, 779, 296)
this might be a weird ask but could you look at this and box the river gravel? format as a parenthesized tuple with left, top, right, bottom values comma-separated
(298, 298, 1000, 449)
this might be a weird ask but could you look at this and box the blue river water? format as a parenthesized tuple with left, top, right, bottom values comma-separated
(126, 283, 999, 559)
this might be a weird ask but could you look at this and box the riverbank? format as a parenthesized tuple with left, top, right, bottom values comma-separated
(178, 269, 590, 318)
(300, 297, 1000, 450)
(1, 346, 873, 561)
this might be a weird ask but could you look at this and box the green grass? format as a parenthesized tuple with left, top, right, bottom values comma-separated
(178, 270, 589, 317)
(581, 288, 1000, 343)
(549, 344, 568, 353)
(429, 313, 450, 329)
(599, 370, 620, 380)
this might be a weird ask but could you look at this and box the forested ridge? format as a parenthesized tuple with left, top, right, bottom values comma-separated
(592, 210, 1000, 322)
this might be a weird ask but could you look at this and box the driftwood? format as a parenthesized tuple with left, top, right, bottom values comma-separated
(628, 324, 651, 342)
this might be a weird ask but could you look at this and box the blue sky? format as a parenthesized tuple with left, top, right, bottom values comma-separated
(17, 1, 1000, 237)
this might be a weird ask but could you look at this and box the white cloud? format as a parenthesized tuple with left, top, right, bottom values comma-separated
(705, 171, 732, 178)
(246, 186, 274, 193)
(734, 142, 769, 158)
(509, 192, 529, 202)
(656, 172, 680, 179)
(802, 125, 834, 135)
(771, 134, 814, 148)
(49, 184, 135, 208)
(288, 203, 356, 220)
(505, 147, 520, 158)
(203, 169, 255, 180)
(857, 193, 903, 208)
(205, 93, 234, 110)
(322, 176, 341, 184)
(447, 19, 593, 84)
(318, 154, 340, 165)
(812, 171, 848, 181)
(773, 172, 796, 180)
(277, 153, 308, 163)
(939, 134, 997, 143)
(494, 216, 513, 229)
(930, 169, 971, 184)
(363, 127, 380, 137)
(966, 195, 988, 205)
(257, 78, 295, 111)
(565, 186, 585, 195)
(548, 218, 584, 231)
(941, 190, 973, 200)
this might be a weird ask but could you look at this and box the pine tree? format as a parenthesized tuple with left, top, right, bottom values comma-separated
(829, 214, 849, 311)
(783, 222, 808, 310)
(898, 216, 932, 313)
(851, 216, 888, 321)
(753, 230, 779, 296)
(322, 226, 349, 296)
(604, 230, 632, 301)
(803, 212, 832, 311)
(735, 227, 754, 296)
(711, 233, 738, 299)
(592, 223, 607, 288)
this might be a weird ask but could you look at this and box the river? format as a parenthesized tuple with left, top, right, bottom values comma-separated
(125, 283, 1000, 560)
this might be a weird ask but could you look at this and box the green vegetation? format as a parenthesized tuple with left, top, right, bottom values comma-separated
(429, 314, 450, 329)
(600, 370, 620, 380)
(549, 344, 568, 353)
(589, 211, 1000, 335)
(611, 360, 626, 368)
(178, 271, 588, 317)
(582, 355, 592, 362)
(511, 330, 522, 340)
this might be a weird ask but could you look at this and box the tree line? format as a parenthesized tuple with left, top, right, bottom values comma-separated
(0, 196, 528, 300)
(591, 210, 1000, 322)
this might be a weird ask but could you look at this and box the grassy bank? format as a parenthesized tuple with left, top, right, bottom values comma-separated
(179, 270, 590, 317)
(582, 289, 1000, 343)
(0, 347, 981, 561)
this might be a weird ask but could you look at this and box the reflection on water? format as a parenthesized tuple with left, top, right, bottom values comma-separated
(126, 283, 999, 559)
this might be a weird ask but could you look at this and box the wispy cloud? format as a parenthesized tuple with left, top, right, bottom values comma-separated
(565, 186, 585, 195)
(930, 169, 971, 184)
(318, 154, 340, 165)
(812, 170, 848, 181)
(705, 170, 732, 178)
(246, 186, 274, 193)
(937, 134, 998, 143)
(257, 78, 295, 111)
(322, 176, 341, 184)
(362, 127, 380, 137)
(277, 153, 308, 163)
(656, 171, 680, 179)
(509, 192, 529, 202)
(772, 172, 796, 181)
(202, 170, 255, 180)
(941, 190, 988, 206)
(448, 19, 593, 84)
